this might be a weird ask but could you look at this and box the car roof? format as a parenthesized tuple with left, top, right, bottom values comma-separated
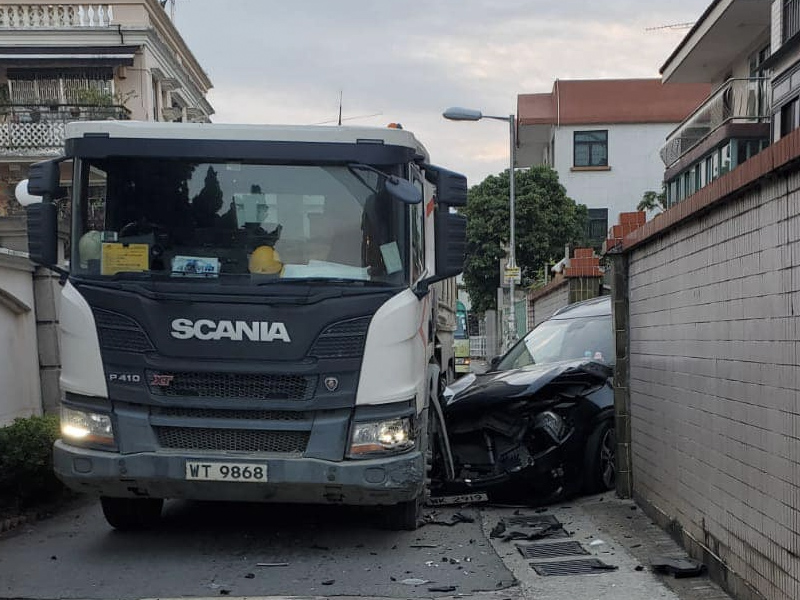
(550, 295, 611, 320)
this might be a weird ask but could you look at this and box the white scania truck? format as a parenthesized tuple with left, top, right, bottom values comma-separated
(24, 121, 466, 530)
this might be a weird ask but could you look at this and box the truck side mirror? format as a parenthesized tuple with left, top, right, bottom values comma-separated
(434, 210, 466, 279)
(26, 202, 59, 267)
(27, 159, 61, 197)
(423, 164, 467, 207)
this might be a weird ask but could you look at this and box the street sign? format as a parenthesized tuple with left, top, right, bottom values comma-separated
(503, 265, 521, 285)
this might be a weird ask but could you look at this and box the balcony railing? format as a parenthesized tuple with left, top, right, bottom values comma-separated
(0, 4, 113, 28)
(660, 78, 771, 167)
(0, 103, 129, 156)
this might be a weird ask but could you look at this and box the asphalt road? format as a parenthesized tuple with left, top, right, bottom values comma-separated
(0, 498, 516, 600)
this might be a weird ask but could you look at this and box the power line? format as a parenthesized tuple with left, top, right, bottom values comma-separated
(645, 21, 694, 32)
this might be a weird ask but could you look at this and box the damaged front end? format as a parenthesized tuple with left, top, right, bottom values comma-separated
(436, 361, 612, 503)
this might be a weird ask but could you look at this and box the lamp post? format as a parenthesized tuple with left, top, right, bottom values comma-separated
(443, 107, 518, 349)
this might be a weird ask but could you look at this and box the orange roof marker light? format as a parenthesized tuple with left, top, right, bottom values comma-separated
(387, 123, 403, 129)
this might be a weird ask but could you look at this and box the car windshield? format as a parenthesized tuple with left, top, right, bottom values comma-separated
(72, 159, 408, 286)
(496, 314, 614, 370)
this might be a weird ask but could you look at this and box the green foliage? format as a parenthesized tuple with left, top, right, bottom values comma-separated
(0, 415, 64, 510)
(462, 166, 588, 314)
(637, 187, 667, 213)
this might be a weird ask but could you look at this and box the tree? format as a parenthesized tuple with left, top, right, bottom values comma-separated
(462, 166, 588, 314)
(637, 187, 667, 214)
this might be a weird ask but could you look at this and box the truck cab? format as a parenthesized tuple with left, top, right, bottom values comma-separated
(23, 121, 467, 530)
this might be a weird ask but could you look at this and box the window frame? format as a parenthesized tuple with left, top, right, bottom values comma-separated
(573, 130, 609, 168)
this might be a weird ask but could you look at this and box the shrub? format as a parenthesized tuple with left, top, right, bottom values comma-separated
(0, 414, 64, 510)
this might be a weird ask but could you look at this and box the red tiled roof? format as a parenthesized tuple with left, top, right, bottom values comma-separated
(517, 79, 711, 126)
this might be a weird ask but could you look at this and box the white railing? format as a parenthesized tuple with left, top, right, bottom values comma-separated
(0, 103, 129, 157)
(0, 4, 113, 28)
(470, 336, 487, 359)
(660, 78, 771, 167)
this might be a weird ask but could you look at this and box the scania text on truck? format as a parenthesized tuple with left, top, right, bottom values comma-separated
(22, 121, 467, 530)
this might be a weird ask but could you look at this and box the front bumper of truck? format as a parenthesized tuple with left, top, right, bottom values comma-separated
(53, 440, 425, 505)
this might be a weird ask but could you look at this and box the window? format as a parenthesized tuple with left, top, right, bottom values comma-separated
(784, 0, 800, 43)
(573, 130, 608, 167)
(780, 97, 800, 137)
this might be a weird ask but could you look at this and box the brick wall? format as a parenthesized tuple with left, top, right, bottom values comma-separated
(616, 132, 800, 600)
(527, 248, 604, 327)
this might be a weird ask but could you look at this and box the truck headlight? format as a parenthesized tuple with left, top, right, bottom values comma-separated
(349, 417, 414, 458)
(61, 406, 115, 448)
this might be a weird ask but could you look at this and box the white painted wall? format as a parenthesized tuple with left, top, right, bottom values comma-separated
(0, 252, 41, 426)
(552, 123, 676, 221)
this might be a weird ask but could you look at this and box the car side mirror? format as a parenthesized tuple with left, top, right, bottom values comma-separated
(489, 355, 502, 371)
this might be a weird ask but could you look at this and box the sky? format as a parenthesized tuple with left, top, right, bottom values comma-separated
(172, 0, 708, 187)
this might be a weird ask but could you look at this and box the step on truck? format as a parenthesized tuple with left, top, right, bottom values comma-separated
(23, 121, 467, 530)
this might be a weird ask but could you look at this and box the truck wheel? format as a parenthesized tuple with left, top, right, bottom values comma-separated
(100, 496, 163, 531)
(383, 496, 422, 531)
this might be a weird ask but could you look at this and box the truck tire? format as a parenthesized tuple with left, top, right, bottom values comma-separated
(383, 496, 422, 531)
(383, 390, 438, 531)
(100, 496, 163, 531)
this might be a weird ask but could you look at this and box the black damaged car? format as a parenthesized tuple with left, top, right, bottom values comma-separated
(433, 295, 616, 504)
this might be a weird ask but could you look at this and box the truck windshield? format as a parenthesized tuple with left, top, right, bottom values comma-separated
(72, 158, 408, 285)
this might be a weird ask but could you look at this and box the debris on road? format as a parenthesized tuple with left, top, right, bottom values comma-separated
(410, 543, 439, 548)
(428, 585, 458, 592)
(422, 511, 475, 526)
(489, 521, 506, 538)
(589, 539, 606, 547)
(243, 573, 255, 579)
(400, 578, 430, 586)
(256, 562, 289, 567)
(321, 579, 335, 585)
(650, 556, 706, 578)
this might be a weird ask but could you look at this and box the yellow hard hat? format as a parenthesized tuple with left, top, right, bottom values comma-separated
(249, 245, 283, 274)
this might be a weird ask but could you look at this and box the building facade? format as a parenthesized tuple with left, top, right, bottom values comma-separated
(659, 0, 772, 207)
(516, 79, 709, 221)
(0, 0, 213, 423)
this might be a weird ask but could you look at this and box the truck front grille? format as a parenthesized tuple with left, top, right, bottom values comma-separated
(309, 316, 370, 359)
(147, 371, 317, 401)
(154, 427, 309, 454)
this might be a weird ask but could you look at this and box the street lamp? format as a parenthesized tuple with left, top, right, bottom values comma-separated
(443, 107, 519, 348)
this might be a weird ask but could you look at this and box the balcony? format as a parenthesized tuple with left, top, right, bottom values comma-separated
(0, 4, 113, 28)
(0, 103, 129, 157)
(660, 78, 771, 167)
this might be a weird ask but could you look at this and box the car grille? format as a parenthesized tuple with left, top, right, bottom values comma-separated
(309, 316, 370, 359)
(147, 371, 317, 401)
(154, 426, 309, 454)
(93, 309, 154, 353)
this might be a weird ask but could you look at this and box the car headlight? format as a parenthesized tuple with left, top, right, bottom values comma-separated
(61, 406, 115, 448)
(348, 417, 414, 458)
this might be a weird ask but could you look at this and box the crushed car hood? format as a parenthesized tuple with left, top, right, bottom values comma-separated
(443, 360, 612, 413)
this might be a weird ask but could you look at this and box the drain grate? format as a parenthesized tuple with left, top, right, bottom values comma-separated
(531, 558, 618, 576)
(516, 541, 588, 559)
(507, 514, 560, 526)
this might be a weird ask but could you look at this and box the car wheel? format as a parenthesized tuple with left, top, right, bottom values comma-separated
(100, 496, 163, 531)
(584, 420, 616, 493)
